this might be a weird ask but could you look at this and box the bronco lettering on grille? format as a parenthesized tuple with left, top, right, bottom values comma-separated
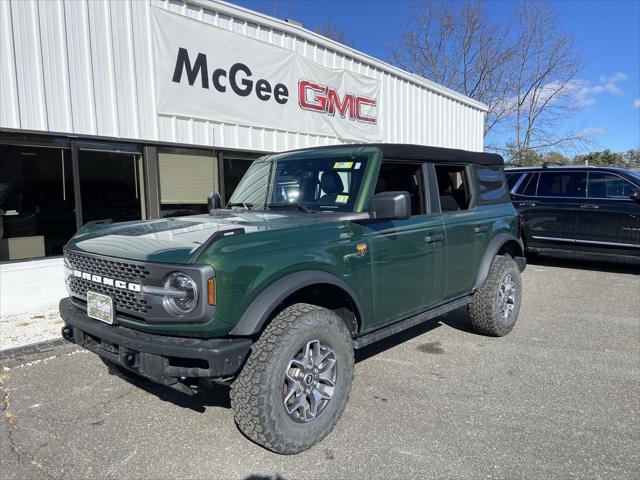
(72, 270, 141, 292)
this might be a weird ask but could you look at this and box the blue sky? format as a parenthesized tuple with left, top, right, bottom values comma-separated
(234, 0, 640, 154)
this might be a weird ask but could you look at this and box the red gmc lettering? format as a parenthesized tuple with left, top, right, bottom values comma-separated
(298, 80, 377, 124)
(298, 80, 327, 112)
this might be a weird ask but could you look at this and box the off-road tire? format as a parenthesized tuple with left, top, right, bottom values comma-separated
(230, 303, 354, 454)
(468, 255, 522, 337)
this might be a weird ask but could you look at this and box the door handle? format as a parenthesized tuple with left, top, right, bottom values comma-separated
(580, 204, 600, 209)
(424, 234, 444, 244)
(473, 225, 489, 234)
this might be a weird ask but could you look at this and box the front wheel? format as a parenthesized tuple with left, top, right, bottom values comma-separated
(230, 303, 354, 454)
(468, 255, 522, 336)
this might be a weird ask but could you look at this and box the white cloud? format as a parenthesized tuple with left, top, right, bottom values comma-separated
(581, 127, 605, 136)
(568, 72, 628, 107)
(634, 98, 640, 108)
(600, 72, 628, 84)
(493, 72, 629, 114)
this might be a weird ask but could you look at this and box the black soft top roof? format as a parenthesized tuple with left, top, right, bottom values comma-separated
(287, 143, 504, 166)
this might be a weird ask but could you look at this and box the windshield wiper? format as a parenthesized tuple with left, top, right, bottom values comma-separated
(226, 202, 253, 210)
(267, 203, 314, 213)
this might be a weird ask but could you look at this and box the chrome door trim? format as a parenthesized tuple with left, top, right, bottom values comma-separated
(532, 235, 640, 248)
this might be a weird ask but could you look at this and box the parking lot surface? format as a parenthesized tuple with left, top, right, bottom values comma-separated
(1, 258, 639, 480)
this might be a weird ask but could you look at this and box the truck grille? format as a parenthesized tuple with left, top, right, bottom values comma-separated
(65, 252, 151, 316)
(66, 252, 150, 282)
(67, 277, 150, 314)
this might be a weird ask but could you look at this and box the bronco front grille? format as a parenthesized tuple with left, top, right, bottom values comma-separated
(67, 277, 150, 314)
(65, 251, 151, 316)
(66, 252, 150, 282)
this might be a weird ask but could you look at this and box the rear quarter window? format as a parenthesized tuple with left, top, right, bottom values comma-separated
(475, 166, 510, 203)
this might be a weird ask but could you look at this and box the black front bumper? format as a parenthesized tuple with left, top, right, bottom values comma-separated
(59, 298, 251, 392)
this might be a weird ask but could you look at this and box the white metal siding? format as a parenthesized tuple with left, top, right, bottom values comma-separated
(1, 0, 487, 152)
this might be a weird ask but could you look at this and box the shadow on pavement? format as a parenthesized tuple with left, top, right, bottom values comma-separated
(355, 306, 476, 363)
(115, 308, 481, 411)
(115, 370, 231, 413)
(526, 253, 639, 275)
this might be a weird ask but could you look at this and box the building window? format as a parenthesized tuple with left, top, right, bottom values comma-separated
(158, 149, 218, 217)
(0, 145, 76, 260)
(223, 156, 256, 199)
(77, 149, 145, 224)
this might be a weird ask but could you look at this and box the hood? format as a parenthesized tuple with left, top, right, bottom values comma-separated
(65, 210, 335, 263)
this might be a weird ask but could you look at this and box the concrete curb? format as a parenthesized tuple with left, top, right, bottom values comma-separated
(0, 337, 77, 368)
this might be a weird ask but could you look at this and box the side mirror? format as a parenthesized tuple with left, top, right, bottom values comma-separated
(629, 190, 640, 203)
(369, 191, 411, 220)
(207, 192, 222, 212)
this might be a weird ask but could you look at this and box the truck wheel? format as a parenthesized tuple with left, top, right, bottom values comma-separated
(230, 303, 354, 454)
(468, 255, 522, 337)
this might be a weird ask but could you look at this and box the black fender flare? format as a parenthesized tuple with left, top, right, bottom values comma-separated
(473, 233, 525, 291)
(229, 270, 364, 337)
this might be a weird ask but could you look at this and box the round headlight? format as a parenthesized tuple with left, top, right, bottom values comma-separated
(163, 272, 198, 315)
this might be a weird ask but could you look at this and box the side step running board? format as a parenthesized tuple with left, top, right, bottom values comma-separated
(352, 296, 470, 349)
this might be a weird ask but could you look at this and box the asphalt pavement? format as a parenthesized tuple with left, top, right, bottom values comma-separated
(1, 257, 639, 480)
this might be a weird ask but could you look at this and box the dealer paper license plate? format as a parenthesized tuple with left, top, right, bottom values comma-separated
(87, 291, 114, 324)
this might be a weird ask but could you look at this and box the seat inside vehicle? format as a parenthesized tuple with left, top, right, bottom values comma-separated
(319, 170, 347, 203)
(435, 166, 469, 212)
(374, 163, 424, 215)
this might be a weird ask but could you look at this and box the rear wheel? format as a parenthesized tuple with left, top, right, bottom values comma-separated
(230, 303, 354, 454)
(469, 255, 522, 336)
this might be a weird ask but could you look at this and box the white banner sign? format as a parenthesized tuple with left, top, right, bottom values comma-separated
(151, 7, 382, 141)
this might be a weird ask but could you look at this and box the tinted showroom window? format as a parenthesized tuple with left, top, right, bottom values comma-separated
(0, 145, 76, 261)
(476, 167, 509, 202)
(537, 171, 586, 197)
(587, 172, 635, 199)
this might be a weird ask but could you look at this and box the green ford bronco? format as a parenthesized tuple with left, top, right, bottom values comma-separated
(60, 144, 525, 454)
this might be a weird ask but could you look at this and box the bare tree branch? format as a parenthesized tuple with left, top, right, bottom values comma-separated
(389, 0, 587, 157)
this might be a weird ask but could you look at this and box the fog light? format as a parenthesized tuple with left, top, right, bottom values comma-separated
(61, 326, 73, 340)
(124, 353, 135, 366)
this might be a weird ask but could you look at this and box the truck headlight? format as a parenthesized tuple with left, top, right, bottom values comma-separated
(163, 272, 198, 315)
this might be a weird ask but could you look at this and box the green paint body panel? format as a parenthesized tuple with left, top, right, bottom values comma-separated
(62, 146, 521, 340)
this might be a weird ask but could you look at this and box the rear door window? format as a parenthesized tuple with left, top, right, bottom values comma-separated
(537, 171, 586, 198)
(587, 172, 635, 199)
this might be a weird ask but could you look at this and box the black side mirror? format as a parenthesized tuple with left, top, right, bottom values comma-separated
(630, 190, 640, 203)
(207, 192, 222, 212)
(369, 191, 411, 220)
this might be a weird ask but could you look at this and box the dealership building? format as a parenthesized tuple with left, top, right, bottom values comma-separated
(0, 0, 487, 316)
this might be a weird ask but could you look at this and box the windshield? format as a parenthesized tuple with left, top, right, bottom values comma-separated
(228, 148, 375, 212)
